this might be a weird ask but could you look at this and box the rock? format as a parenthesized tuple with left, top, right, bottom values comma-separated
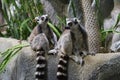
(103, 0, 120, 30)
(103, 0, 120, 52)
(0, 38, 120, 80)
(99, 0, 114, 19)
(67, 0, 82, 17)
(40, 0, 84, 25)
(110, 41, 120, 52)
(40, 0, 58, 25)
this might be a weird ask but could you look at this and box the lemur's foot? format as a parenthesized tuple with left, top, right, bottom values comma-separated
(81, 60, 85, 66)
(87, 51, 96, 56)
(80, 51, 96, 58)
(48, 49, 58, 55)
(69, 55, 85, 66)
(89, 52, 96, 56)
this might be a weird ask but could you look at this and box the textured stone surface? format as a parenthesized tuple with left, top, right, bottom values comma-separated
(40, 0, 84, 25)
(0, 38, 120, 80)
(104, 0, 120, 30)
(103, 0, 120, 52)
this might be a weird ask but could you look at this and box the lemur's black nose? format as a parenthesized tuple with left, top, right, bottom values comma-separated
(68, 22, 73, 26)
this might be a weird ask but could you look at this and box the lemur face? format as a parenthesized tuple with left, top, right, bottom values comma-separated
(35, 14, 49, 24)
(66, 18, 80, 28)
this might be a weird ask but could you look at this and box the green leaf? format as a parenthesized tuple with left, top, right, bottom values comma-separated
(112, 13, 120, 30)
(48, 22, 61, 37)
(0, 43, 29, 73)
(20, 18, 31, 40)
(1, 0, 43, 39)
(71, 0, 76, 17)
(67, 0, 76, 17)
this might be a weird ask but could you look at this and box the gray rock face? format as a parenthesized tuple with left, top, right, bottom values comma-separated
(40, 0, 84, 25)
(103, 0, 120, 52)
(99, 0, 114, 18)
(110, 41, 120, 52)
(89, 56, 120, 80)
(67, 0, 82, 17)
(0, 38, 120, 80)
(40, 0, 59, 25)
(104, 0, 120, 30)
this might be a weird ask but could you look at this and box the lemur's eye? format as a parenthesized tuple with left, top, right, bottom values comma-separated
(68, 22, 73, 26)
(41, 17, 44, 21)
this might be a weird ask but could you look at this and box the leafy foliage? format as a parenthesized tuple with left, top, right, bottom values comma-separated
(48, 22, 61, 37)
(0, 0, 119, 74)
(101, 13, 120, 43)
(1, 0, 43, 40)
(0, 0, 62, 73)
(0, 43, 29, 73)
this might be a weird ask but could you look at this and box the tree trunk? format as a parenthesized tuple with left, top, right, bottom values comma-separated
(80, 0, 101, 53)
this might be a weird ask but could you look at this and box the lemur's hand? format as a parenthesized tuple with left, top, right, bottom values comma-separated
(48, 49, 58, 55)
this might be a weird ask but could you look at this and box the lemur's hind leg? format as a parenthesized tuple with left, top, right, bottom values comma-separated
(69, 55, 85, 66)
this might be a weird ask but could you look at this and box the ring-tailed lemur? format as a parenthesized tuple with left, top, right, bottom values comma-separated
(56, 26, 73, 80)
(66, 18, 96, 66)
(49, 22, 84, 80)
(66, 18, 91, 57)
(49, 24, 73, 80)
(28, 14, 57, 48)
(29, 14, 51, 80)
(31, 29, 49, 80)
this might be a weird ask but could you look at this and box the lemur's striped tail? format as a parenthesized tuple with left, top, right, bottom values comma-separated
(35, 49, 47, 80)
(57, 54, 69, 80)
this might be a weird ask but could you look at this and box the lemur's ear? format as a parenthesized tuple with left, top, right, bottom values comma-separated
(35, 16, 38, 20)
(77, 14, 82, 23)
(66, 18, 71, 25)
(66, 18, 69, 22)
(44, 14, 50, 22)
(44, 14, 48, 16)
(77, 19, 81, 23)
(45, 14, 49, 19)
(33, 17, 39, 22)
